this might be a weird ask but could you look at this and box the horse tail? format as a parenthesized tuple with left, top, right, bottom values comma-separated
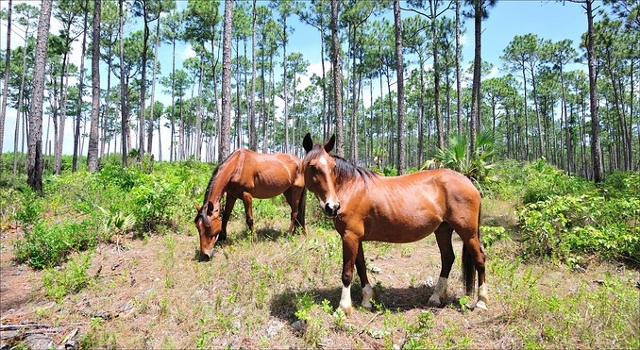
(296, 187, 307, 232)
(462, 202, 482, 296)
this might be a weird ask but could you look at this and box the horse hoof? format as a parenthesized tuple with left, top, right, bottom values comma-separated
(427, 296, 441, 307)
(339, 304, 353, 317)
(475, 300, 488, 311)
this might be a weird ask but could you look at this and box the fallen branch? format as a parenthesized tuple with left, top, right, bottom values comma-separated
(0, 324, 52, 331)
(358, 311, 381, 335)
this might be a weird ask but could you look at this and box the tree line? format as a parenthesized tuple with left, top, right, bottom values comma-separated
(0, 0, 638, 192)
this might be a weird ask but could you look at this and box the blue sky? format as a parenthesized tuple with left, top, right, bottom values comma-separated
(1, 0, 593, 157)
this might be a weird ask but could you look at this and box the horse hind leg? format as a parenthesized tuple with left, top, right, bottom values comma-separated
(220, 196, 237, 241)
(428, 223, 455, 307)
(241, 193, 254, 232)
(355, 241, 374, 310)
(283, 187, 303, 234)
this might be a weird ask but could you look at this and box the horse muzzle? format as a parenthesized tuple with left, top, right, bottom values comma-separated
(198, 244, 216, 262)
(324, 202, 341, 218)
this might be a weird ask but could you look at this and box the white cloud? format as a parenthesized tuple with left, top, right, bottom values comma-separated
(183, 43, 197, 60)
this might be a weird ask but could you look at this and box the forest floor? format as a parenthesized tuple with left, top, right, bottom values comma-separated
(1, 203, 639, 349)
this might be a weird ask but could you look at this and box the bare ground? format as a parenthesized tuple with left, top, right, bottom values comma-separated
(1, 216, 638, 349)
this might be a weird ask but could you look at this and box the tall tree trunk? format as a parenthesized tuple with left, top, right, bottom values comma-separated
(148, 14, 162, 157)
(249, 0, 257, 151)
(282, 20, 290, 153)
(394, 0, 405, 175)
(455, 0, 462, 135)
(138, 3, 150, 162)
(430, 1, 444, 150)
(13, 19, 32, 177)
(320, 15, 328, 140)
(469, 0, 482, 154)
(0, 0, 11, 175)
(119, 0, 128, 166)
(260, 40, 267, 153)
(530, 70, 543, 159)
(170, 39, 176, 162)
(197, 56, 204, 157)
(560, 63, 572, 175)
(331, 0, 343, 156)
(521, 64, 530, 160)
(219, 0, 233, 162)
(585, 0, 603, 182)
(349, 23, 358, 164)
(73, 0, 89, 172)
(28, 0, 53, 192)
(55, 68, 70, 174)
(87, 0, 101, 172)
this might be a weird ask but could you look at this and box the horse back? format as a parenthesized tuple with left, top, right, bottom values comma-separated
(230, 150, 303, 198)
(338, 168, 480, 243)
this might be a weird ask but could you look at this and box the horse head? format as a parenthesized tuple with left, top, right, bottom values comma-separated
(194, 201, 223, 261)
(302, 133, 341, 218)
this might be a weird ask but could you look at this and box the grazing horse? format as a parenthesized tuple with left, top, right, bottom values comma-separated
(302, 133, 488, 315)
(195, 149, 306, 261)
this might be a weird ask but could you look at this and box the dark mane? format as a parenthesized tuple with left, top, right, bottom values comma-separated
(201, 152, 234, 209)
(332, 154, 378, 183)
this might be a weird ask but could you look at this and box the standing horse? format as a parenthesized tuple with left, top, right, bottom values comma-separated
(195, 149, 306, 261)
(302, 134, 488, 315)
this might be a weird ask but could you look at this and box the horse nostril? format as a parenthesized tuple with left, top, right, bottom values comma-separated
(325, 202, 340, 217)
(199, 252, 211, 262)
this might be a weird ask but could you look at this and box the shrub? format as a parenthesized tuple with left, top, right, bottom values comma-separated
(42, 252, 93, 301)
(128, 175, 178, 231)
(14, 220, 98, 269)
(521, 160, 593, 204)
(0, 186, 25, 230)
(517, 194, 640, 264)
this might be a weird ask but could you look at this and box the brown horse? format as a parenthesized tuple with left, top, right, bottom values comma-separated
(195, 149, 306, 261)
(302, 133, 488, 315)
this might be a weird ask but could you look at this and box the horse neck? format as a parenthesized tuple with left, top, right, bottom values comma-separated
(334, 164, 370, 200)
(207, 160, 238, 205)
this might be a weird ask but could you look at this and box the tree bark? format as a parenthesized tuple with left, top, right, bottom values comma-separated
(73, 0, 90, 172)
(28, 0, 53, 192)
(331, 0, 343, 156)
(394, 0, 405, 175)
(0, 0, 11, 175)
(119, 0, 128, 166)
(219, 0, 233, 162)
(455, 0, 463, 135)
(585, 0, 603, 182)
(88, 0, 101, 172)
(249, 0, 257, 151)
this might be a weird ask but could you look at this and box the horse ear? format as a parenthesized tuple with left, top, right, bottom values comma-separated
(194, 202, 201, 211)
(324, 134, 335, 153)
(303, 133, 313, 153)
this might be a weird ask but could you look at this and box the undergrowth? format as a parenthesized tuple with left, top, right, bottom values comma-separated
(1, 157, 638, 349)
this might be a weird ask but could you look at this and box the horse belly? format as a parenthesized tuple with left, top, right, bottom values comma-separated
(362, 210, 442, 243)
(251, 176, 294, 199)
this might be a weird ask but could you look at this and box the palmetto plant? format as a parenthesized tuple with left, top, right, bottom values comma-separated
(422, 130, 495, 183)
(97, 206, 136, 249)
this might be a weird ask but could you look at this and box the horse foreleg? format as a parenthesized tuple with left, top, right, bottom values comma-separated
(339, 234, 360, 316)
(241, 193, 254, 232)
(220, 196, 237, 241)
(283, 188, 298, 234)
(428, 224, 455, 307)
(355, 241, 375, 310)
(459, 229, 488, 311)
(470, 240, 488, 311)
